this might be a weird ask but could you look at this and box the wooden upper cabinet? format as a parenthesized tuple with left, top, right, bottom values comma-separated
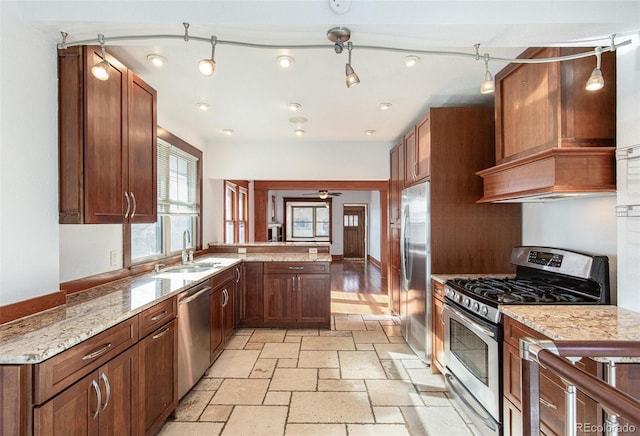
(389, 142, 401, 223)
(58, 45, 157, 224)
(495, 47, 616, 164)
(404, 114, 431, 186)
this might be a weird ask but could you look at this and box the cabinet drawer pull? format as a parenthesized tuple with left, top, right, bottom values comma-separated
(130, 192, 137, 218)
(288, 266, 304, 270)
(91, 379, 101, 419)
(100, 372, 111, 411)
(82, 343, 112, 361)
(150, 310, 168, 321)
(124, 192, 131, 219)
(152, 327, 170, 340)
(540, 397, 557, 410)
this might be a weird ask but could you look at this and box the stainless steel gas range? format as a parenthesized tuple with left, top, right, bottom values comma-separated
(442, 246, 611, 436)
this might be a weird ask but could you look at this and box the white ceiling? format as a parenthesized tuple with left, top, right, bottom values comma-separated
(16, 0, 640, 148)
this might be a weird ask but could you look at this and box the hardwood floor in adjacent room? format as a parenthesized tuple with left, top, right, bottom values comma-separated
(330, 260, 389, 316)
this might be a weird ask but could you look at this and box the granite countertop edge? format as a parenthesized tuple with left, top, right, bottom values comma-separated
(0, 253, 331, 364)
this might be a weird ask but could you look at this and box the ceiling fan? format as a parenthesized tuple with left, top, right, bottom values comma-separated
(302, 190, 342, 199)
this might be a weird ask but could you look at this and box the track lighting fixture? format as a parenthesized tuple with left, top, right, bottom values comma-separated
(327, 27, 351, 54)
(585, 47, 604, 91)
(198, 36, 217, 77)
(480, 54, 495, 94)
(91, 34, 110, 81)
(345, 42, 360, 88)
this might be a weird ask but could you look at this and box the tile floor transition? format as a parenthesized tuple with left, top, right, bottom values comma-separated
(158, 314, 479, 436)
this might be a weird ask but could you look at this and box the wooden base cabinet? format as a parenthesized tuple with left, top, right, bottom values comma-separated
(263, 262, 330, 328)
(431, 280, 445, 374)
(211, 268, 237, 361)
(34, 345, 139, 436)
(239, 262, 264, 325)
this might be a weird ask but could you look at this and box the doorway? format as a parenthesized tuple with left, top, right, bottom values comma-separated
(343, 205, 366, 260)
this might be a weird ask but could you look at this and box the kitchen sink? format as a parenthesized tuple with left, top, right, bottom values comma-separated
(161, 265, 212, 274)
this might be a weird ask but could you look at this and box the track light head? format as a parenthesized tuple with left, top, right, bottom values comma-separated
(345, 41, 360, 88)
(91, 34, 110, 81)
(480, 55, 495, 94)
(585, 48, 604, 91)
(199, 36, 217, 77)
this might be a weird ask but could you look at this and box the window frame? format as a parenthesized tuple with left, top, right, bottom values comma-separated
(283, 197, 332, 242)
(124, 127, 203, 267)
(224, 180, 250, 243)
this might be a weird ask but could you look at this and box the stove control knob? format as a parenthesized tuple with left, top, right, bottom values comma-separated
(480, 306, 488, 316)
(444, 288, 451, 297)
(453, 293, 460, 303)
(472, 302, 480, 312)
(463, 297, 471, 307)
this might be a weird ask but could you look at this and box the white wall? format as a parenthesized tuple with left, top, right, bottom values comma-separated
(368, 190, 381, 262)
(0, 3, 60, 305)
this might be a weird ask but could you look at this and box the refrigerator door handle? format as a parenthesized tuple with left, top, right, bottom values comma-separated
(400, 204, 411, 284)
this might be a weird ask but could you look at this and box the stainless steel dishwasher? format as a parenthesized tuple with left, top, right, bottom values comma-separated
(177, 280, 211, 399)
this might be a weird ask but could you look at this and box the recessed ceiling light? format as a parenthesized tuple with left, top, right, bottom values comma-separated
(223, 129, 234, 135)
(288, 102, 302, 111)
(365, 130, 376, 136)
(295, 129, 305, 136)
(277, 55, 295, 68)
(403, 55, 420, 67)
(380, 102, 392, 110)
(147, 54, 167, 67)
(196, 102, 210, 111)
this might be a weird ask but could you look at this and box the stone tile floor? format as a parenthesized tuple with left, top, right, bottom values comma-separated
(159, 314, 479, 435)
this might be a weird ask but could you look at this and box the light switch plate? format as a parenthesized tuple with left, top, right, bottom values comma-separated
(309, 248, 318, 254)
(110, 250, 119, 266)
(238, 247, 247, 254)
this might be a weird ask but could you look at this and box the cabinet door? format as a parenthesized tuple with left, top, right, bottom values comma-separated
(403, 127, 417, 186)
(297, 274, 330, 324)
(390, 143, 401, 223)
(222, 283, 235, 341)
(83, 46, 128, 224)
(138, 319, 177, 436)
(240, 262, 264, 324)
(415, 114, 431, 180)
(96, 346, 139, 436)
(127, 72, 157, 223)
(263, 274, 296, 323)
(34, 370, 100, 435)
(390, 265, 401, 316)
(432, 292, 445, 372)
(211, 288, 225, 360)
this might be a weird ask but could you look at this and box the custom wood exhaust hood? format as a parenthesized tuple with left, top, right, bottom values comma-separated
(476, 147, 616, 203)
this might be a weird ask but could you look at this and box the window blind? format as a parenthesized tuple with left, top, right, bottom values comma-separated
(157, 138, 199, 215)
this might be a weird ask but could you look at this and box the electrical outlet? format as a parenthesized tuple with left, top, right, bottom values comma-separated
(238, 247, 247, 254)
(309, 248, 318, 254)
(110, 250, 119, 266)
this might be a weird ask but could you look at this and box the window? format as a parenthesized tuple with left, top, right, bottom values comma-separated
(130, 129, 202, 263)
(284, 198, 332, 242)
(224, 180, 249, 243)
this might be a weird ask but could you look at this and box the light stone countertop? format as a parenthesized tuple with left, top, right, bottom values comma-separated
(431, 273, 513, 285)
(0, 253, 331, 364)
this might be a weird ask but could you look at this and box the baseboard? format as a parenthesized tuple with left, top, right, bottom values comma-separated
(0, 290, 66, 324)
(367, 255, 381, 269)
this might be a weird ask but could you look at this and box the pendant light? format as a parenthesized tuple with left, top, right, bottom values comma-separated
(198, 36, 217, 77)
(480, 54, 495, 94)
(345, 42, 360, 88)
(91, 34, 111, 81)
(585, 47, 604, 91)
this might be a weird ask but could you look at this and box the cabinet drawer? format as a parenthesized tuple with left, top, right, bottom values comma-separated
(212, 267, 236, 287)
(432, 280, 445, 301)
(264, 262, 329, 274)
(139, 297, 176, 339)
(34, 317, 138, 404)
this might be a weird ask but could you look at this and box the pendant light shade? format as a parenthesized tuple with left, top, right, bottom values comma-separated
(480, 55, 495, 94)
(585, 48, 604, 91)
(345, 42, 360, 88)
(198, 36, 217, 77)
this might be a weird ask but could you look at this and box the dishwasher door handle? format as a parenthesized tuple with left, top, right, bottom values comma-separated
(178, 286, 212, 305)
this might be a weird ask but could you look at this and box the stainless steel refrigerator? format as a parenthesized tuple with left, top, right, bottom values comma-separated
(400, 181, 431, 363)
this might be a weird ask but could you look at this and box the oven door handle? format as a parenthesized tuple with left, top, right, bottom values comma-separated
(444, 373, 499, 432)
(444, 304, 495, 339)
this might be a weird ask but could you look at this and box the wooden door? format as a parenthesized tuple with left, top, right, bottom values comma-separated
(297, 274, 331, 323)
(263, 274, 296, 323)
(127, 72, 157, 223)
(240, 262, 264, 324)
(83, 46, 128, 224)
(343, 206, 365, 259)
(138, 319, 177, 436)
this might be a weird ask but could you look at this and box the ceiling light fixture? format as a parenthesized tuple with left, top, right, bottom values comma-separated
(345, 41, 360, 88)
(365, 130, 376, 136)
(91, 34, 111, 81)
(585, 46, 605, 91)
(198, 36, 217, 76)
(327, 27, 351, 54)
(295, 129, 305, 136)
(403, 55, 420, 67)
(380, 102, 392, 110)
(288, 102, 302, 111)
(480, 54, 495, 94)
(318, 190, 329, 199)
(147, 54, 167, 67)
(277, 55, 294, 68)
(223, 129, 234, 135)
(196, 102, 210, 111)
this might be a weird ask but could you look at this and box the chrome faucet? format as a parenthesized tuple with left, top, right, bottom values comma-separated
(181, 229, 191, 264)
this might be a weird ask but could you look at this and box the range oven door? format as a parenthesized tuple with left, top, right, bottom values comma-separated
(443, 302, 501, 435)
